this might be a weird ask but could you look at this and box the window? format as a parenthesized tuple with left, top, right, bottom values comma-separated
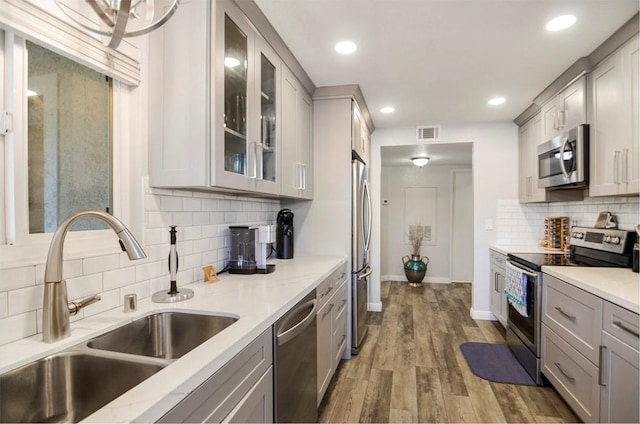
(26, 41, 113, 233)
(0, 28, 138, 266)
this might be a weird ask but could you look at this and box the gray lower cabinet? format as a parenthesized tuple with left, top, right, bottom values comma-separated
(158, 328, 273, 423)
(599, 303, 640, 424)
(489, 249, 507, 327)
(317, 264, 348, 405)
(542, 273, 639, 423)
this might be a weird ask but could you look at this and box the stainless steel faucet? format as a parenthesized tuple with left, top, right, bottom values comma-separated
(42, 210, 147, 343)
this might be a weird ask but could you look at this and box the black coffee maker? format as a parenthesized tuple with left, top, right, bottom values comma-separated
(277, 209, 294, 259)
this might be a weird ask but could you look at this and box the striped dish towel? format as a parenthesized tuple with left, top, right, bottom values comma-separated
(504, 262, 528, 318)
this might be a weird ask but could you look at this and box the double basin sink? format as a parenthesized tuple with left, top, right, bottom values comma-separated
(0, 311, 238, 423)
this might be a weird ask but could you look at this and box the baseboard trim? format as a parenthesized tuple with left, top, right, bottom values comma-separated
(470, 308, 497, 321)
(382, 274, 451, 284)
(368, 302, 382, 312)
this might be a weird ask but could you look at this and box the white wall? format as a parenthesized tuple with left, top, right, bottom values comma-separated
(371, 121, 519, 319)
(381, 164, 471, 283)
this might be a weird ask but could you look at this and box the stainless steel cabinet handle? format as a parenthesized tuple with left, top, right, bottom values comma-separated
(612, 320, 640, 338)
(599, 345, 607, 386)
(558, 109, 566, 129)
(555, 306, 576, 322)
(322, 303, 334, 319)
(622, 148, 629, 183)
(494, 274, 498, 292)
(323, 285, 334, 297)
(613, 151, 620, 184)
(554, 362, 575, 384)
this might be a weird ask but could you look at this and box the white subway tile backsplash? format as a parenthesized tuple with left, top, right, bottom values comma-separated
(183, 197, 202, 211)
(495, 196, 639, 246)
(148, 211, 172, 229)
(0, 266, 36, 291)
(83, 253, 121, 275)
(103, 266, 136, 291)
(0, 312, 37, 345)
(173, 212, 194, 226)
(193, 212, 210, 225)
(135, 261, 164, 283)
(8, 285, 44, 315)
(66, 273, 103, 300)
(0, 292, 7, 318)
(161, 196, 183, 212)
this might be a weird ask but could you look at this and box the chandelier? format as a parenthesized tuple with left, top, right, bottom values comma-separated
(55, 0, 180, 49)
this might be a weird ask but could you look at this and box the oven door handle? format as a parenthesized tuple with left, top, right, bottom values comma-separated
(507, 260, 538, 277)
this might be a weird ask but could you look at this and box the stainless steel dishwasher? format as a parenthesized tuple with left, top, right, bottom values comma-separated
(274, 290, 317, 423)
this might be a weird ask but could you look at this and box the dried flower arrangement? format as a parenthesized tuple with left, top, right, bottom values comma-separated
(408, 224, 428, 256)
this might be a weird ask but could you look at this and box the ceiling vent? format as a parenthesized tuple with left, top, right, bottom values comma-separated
(417, 125, 441, 141)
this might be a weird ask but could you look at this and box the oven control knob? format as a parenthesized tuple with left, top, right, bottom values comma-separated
(611, 236, 621, 245)
(604, 235, 612, 243)
(574, 232, 584, 239)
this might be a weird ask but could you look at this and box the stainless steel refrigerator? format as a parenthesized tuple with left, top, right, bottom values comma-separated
(351, 155, 372, 354)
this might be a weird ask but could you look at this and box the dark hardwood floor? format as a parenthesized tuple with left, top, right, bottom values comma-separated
(318, 281, 580, 423)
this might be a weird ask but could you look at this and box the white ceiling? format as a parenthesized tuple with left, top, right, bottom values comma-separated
(255, 0, 639, 130)
(381, 143, 473, 167)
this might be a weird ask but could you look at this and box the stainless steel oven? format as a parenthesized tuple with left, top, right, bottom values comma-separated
(505, 258, 543, 385)
(506, 226, 635, 385)
(537, 124, 588, 189)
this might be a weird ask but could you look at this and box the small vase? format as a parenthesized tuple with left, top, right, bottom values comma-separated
(402, 254, 429, 287)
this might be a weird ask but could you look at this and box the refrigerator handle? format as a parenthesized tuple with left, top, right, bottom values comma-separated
(363, 179, 372, 252)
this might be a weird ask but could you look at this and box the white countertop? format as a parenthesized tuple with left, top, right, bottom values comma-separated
(0, 255, 347, 423)
(543, 266, 640, 314)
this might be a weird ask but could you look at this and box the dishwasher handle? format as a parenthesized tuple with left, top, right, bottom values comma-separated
(276, 299, 317, 347)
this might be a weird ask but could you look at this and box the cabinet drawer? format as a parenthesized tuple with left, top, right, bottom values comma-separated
(317, 262, 348, 309)
(159, 327, 273, 423)
(543, 274, 603, 364)
(603, 301, 640, 350)
(542, 324, 599, 422)
(490, 250, 507, 270)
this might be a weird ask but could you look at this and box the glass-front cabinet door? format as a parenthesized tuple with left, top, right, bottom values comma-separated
(214, 3, 280, 194)
(253, 38, 280, 194)
(223, 14, 249, 178)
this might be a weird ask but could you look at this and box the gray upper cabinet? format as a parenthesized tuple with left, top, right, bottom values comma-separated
(280, 65, 313, 199)
(589, 35, 639, 197)
(148, 0, 310, 198)
(541, 76, 586, 141)
(518, 113, 546, 203)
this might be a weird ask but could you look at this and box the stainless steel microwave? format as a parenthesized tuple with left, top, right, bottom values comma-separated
(537, 124, 588, 189)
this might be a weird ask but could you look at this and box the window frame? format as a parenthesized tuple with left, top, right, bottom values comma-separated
(0, 30, 138, 268)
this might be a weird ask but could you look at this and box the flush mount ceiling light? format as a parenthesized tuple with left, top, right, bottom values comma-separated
(334, 41, 357, 55)
(54, 0, 180, 49)
(488, 97, 506, 106)
(380, 106, 395, 114)
(545, 15, 576, 32)
(411, 157, 430, 167)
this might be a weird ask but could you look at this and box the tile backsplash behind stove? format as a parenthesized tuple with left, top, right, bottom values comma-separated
(495, 196, 639, 246)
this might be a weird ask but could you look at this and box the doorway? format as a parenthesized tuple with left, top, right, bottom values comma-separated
(380, 143, 473, 283)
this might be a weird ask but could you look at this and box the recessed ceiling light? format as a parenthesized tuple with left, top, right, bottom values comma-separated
(224, 57, 240, 68)
(380, 106, 395, 114)
(334, 41, 357, 55)
(488, 97, 506, 106)
(545, 15, 576, 32)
